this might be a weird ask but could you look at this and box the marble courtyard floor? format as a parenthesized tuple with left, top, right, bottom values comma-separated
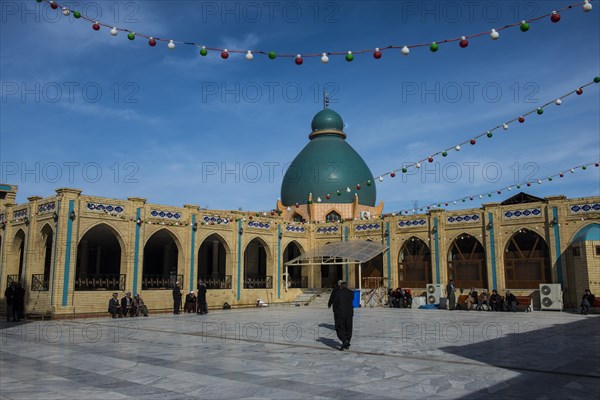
(1, 305, 599, 400)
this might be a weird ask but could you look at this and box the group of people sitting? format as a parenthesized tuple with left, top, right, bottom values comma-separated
(462, 288, 520, 312)
(108, 292, 149, 318)
(387, 288, 413, 308)
(182, 286, 208, 314)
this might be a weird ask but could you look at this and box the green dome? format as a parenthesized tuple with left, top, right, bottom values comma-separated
(311, 109, 344, 132)
(281, 108, 376, 206)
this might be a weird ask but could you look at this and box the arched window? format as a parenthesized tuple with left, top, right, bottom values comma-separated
(326, 211, 341, 223)
(292, 213, 305, 223)
(447, 234, 488, 289)
(76, 224, 123, 291)
(283, 241, 305, 288)
(504, 229, 551, 289)
(142, 229, 180, 290)
(198, 234, 230, 289)
(398, 237, 431, 288)
(244, 238, 271, 289)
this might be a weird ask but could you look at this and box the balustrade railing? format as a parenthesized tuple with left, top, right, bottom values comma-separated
(142, 274, 183, 290)
(244, 275, 273, 289)
(197, 275, 232, 290)
(75, 274, 126, 291)
(6, 274, 19, 288)
(287, 276, 308, 288)
(31, 274, 50, 291)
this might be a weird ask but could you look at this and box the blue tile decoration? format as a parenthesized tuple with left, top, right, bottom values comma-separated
(398, 219, 427, 228)
(247, 220, 270, 230)
(87, 202, 125, 214)
(150, 209, 181, 219)
(317, 226, 339, 234)
(447, 214, 480, 223)
(285, 225, 305, 233)
(202, 216, 230, 225)
(570, 203, 600, 214)
(38, 202, 56, 214)
(503, 208, 542, 219)
(13, 209, 28, 219)
(355, 223, 381, 231)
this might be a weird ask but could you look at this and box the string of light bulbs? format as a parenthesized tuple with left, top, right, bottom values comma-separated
(302, 77, 599, 205)
(38, 0, 593, 63)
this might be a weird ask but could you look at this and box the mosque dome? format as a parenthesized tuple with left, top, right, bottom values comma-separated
(280, 108, 376, 206)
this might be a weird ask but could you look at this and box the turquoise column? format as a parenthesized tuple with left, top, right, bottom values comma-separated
(344, 225, 349, 282)
(552, 207, 564, 285)
(189, 215, 196, 293)
(132, 208, 141, 295)
(62, 200, 75, 306)
(237, 220, 242, 300)
(488, 212, 497, 290)
(277, 224, 281, 299)
(385, 222, 391, 289)
(50, 201, 60, 305)
(433, 217, 440, 284)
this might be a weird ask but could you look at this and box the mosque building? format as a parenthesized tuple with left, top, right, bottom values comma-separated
(1, 107, 599, 317)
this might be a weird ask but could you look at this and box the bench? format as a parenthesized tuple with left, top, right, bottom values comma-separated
(26, 311, 54, 321)
(454, 294, 532, 312)
(455, 294, 490, 311)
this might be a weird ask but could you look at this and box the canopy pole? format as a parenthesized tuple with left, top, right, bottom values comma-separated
(285, 264, 288, 292)
(358, 261, 362, 306)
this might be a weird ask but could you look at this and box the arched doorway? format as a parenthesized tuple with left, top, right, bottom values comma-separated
(142, 229, 180, 290)
(398, 237, 431, 288)
(244, 238, 271, 289)
(320, 241, 343, 288)
(504, 228, 551, 289)
(198, 233, 230, 289)
(11, 229, 26, 283)
(75, 224, 123, 291)
(283, 241, 306, 288)
(447, 234, 488, 289)
(35, 224, 53, 290)
(359, 248, 383, 289)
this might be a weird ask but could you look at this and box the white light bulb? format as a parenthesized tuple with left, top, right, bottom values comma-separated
(62, 7, 70, 16)
(401, 46, 410, 55)
(245, 50, 253, 60)
(455, 145, 461, 151)
(583, 0, 592, 12)
(502, 124, 509, 130)
(110, 27, 118, 36)
(490, 29, 499, 40)
(321, 53, 329, 63)
(378, 176, 383, 182)
(555, 98, 562, 105)
(168, 40, 175, 49)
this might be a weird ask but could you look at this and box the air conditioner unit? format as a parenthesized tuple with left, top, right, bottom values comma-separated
(426, 284, 442, 305)
(539, 283, 563, 311)
(359, 211, 370, 220)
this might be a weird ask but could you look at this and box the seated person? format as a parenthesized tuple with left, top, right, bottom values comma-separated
(503, 290, 518, 312)
(403, 289, 413, 308)
(184, 291, 197, 313)
(256, 299, 268, 307)
(121, 292, 136, 317)
(387, 288, 394, 307)
(465, 288, 478, 311)
(489, 290, 503, 311)
(108, 292, 121, 318)
(393, 288, 403, 308)
(478, 289, 490, 310)
(134, 294, 149, 317)
(581, 289, 595, 315)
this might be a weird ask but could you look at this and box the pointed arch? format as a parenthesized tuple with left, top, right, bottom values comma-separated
(75, 223, 124, 291)
(504, 228, 551, 289)
(325, 210, 342, 223)
(142, 228, 183, 290)
(447, 233, 488, 289)
(398, 236, 431, 288)
(39, 223, 54, 289)
(283, 240, 306, 288)
(244, 237, 272, 289)
(11, 229, 26, 281)
(198, 233, 231, 289)
(291, 212, 305, 223)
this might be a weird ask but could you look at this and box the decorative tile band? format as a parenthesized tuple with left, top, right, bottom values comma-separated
(317, 226, 339, 234)
(247, 221, 271, 229)
(202, 216, 230, 225)
(570, 203, 600, 213)
(38, 202, 56, 214)
(447, 214, 480, 223)
(285, 225, 305, 233)
(150, 209, 181, 219)
(87, 202, 125, 214)
(13, 209, 28, 219)
(398, 219, 426, 228)
(356, 223, 381, 231)
(503, 208, 542, 219)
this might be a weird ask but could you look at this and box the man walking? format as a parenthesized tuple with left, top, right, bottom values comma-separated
(197, 281, 208, 315)
(4, 281, 17, 322)
(333, 281, 354, 351)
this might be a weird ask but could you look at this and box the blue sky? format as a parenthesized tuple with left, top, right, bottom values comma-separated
(1, 0, 599, 213)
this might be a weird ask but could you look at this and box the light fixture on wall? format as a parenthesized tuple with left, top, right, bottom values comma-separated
(53, 211, 59, 222)
(23, 216, 29, 225)
(486, 222, 493, 230)
(431, 226, 437, 235)
(136, 218, 143, 226)
(239, 227, 243, 235)
(278, 232, 283, 240)
(192, 222, 198, 232)
(549, 218, 558, 227)
(384, 229, 389, 237)
(69, 211, 76, 221)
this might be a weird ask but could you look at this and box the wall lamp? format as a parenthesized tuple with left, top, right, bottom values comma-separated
(239, 227, 244, 235)
(384, 229, 389, 237)
(278, 232, 283, 240)
(23, 216, 30, 225)
(53, 211, 59, 222)
(486, 222, 493, 231)
(192, 222, 198, 232)
(69, 211, 76, 221)
(431, 226, 437, 235)
(549, 218, 558, 227)
(136, 218, 143, 226)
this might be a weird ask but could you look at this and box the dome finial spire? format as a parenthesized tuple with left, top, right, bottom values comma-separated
(323, 90, 329, 109)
